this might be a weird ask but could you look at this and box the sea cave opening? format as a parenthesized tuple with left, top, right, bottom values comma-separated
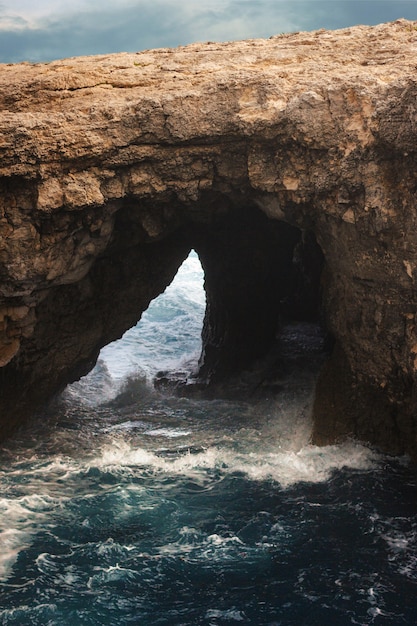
(87, 204, 328, 403)
(96, 249, 206, 387)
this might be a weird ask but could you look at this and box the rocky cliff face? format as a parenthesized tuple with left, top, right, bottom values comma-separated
(1, 19, 417, 455)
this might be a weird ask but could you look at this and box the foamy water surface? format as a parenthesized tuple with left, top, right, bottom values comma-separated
(1, 252, 417, 625)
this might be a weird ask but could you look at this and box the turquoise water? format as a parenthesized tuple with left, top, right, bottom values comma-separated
(1, 252, 417, 625)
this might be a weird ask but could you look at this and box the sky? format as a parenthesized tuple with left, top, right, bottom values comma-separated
(0, 0, 416, 63)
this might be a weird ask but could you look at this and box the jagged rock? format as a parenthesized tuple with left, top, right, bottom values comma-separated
(1, 20, 417, 455)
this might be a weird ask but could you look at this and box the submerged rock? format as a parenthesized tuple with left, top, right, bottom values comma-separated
(1, 20, 417, 456)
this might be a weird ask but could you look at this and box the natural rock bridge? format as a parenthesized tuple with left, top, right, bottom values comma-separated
(1, 19, 417, 456)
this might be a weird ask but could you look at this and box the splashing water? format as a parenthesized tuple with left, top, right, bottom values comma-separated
(1, 251, 417, 625)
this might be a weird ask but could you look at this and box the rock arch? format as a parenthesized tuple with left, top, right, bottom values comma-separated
(1, 20, 417, 456)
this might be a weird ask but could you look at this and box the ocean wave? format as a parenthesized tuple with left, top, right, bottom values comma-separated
(90, 436, 380, 488)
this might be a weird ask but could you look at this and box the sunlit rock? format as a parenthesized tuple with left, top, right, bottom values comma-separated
(1, 20, 417, 455)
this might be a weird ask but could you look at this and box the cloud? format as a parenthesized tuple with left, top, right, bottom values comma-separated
(0, 14, 29, 29)
(0, 0, 416, 63)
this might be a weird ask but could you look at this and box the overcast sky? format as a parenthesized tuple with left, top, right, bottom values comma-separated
(0, 0, 416, 63)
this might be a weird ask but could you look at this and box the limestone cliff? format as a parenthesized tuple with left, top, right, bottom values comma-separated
(1, 20, 417, 455)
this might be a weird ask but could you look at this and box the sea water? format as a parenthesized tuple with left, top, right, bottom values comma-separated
(1, 252, 417, 625)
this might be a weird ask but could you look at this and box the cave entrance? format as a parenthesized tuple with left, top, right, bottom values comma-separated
(189, 205, 326, 384)
(98, 250, 206, 384)
(99, 204, 326, 394)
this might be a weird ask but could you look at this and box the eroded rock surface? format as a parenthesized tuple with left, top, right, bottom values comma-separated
(1, 20, 417, 454)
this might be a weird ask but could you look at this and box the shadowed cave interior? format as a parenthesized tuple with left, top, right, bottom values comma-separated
(149, 205, 327, 391)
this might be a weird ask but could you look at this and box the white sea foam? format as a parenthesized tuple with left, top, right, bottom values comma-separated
(206, 608, 246, 622)
(145, 427, 192, 438)
(91, 436, 379, 489)
(155, 526, 248, 563)
(0, 529, 31, 581)
(0, 604, 58, 621)
(0, 493, 65, 582)
(382, 534, 410, 551)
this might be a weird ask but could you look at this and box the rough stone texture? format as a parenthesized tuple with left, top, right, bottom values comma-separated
(1, 20, 417, 455)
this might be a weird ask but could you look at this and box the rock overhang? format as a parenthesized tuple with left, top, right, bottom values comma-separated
(1, 20, 417, 455)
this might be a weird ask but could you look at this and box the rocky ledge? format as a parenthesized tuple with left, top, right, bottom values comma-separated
(1, 19, 417, 455)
